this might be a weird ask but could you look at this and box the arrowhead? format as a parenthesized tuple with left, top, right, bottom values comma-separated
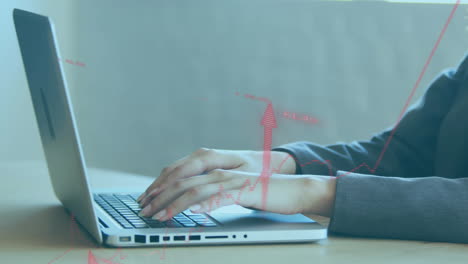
(261, 103, 277, 128)
(88, 250, 99, 264)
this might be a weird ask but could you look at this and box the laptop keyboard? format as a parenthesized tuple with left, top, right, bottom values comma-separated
(93, 193, 217, 229)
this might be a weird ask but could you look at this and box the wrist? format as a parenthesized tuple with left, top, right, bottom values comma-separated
(272, 151, 297, 175)
(322, 176, 337, 217)
(301, 176, 337, 217)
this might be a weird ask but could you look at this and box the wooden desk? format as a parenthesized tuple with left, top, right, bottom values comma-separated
(1, 161, 467, 264)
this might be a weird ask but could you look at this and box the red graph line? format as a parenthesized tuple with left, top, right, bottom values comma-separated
(104, 248, 126, 261)
(47, 248, 73, 264)
(372, 0, 460, 171)
(273, 153, 378, 178)
(48, 2, 460, 262)
(202, 0, 462, 210)
(273, 0, 460, 177)
(47, 214, 78, 264)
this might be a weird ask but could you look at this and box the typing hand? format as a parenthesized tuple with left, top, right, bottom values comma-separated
(136, 148, 336, 220)
(137, 148, 295, 207)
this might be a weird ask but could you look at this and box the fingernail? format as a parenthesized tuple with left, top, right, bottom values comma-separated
(152, 209, 166, 220)
(139, 205, 151, 217)
(190, 204, 202, 212)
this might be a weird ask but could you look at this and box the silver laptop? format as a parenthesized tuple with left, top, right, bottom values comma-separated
(13, 8, 327, 247)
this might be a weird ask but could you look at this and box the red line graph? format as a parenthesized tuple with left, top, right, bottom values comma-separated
(181, 0, 462, 225)
(47, 1, 460, 262)
(372, 0, 460, 172)
(267, 0, 462, 177)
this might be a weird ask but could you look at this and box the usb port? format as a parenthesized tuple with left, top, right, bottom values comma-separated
(134, 235, 146, 243)
(173, 235, 185, 241)
(189, 235, 201, 241)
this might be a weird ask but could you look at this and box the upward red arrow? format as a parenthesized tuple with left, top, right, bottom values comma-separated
(259, 103, 277, 210)
(261, 103, 277, 129)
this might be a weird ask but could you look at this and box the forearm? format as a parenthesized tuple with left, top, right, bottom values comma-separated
(329, 172, 468, 243)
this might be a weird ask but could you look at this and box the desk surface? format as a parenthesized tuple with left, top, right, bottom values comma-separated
(1, 161, 467, 264)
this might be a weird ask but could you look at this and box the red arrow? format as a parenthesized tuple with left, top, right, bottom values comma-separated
(259, 103, 277, 210)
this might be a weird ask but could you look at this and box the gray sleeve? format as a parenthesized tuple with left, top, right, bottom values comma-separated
(274, 67, 461, 178)
(329, 172, 468, 243)
(271, 56, 468, 243)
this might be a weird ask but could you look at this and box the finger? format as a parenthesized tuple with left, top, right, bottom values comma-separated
(137, 156, 189, 202)
(138, 185, 167, 208)
(139, 172, 226, 216)
(140, 149, 243, 203)
(154, 174, 246, 221)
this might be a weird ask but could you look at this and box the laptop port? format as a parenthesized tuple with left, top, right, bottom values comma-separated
(188, 235, 201, 241)
(173, 235, 185, 241)
(163, 236, 170, 241)
(205, 235, 228, 239)
(119, 236, 131, 242)
(150, 235, 159, 243)
(134, 235, 146, 243)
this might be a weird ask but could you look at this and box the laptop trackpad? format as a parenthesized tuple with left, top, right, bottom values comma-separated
(207, 205, 315, 226)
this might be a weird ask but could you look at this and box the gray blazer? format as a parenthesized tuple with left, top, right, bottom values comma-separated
(274, 55, 468, 243)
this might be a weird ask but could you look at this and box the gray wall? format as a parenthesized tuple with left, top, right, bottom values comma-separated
(0, 0, 77, 162)
(2, 1, 468, 177)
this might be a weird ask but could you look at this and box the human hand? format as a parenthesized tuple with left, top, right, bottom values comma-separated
(137, 149, 336, 220)
(137, 148, 296, 206)
(139, 170, 336, 220)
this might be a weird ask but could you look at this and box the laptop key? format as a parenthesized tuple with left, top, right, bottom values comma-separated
(123, 216, 139, 220)
(187, 214, 207, 219)
(120, 211, 135, 215)
(130, 194, 141, 200)
(147, 222, 165, 228)
(121, 214, 136, 218)
(165, 220, 182, 228)
(183, 210, 203, 216)
(128, 219, 146, 223)
(179, 222, 197, 226)
(181, 222, 197, 227)
(133, 223, 149, 228)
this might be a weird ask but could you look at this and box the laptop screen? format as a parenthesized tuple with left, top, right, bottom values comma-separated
(13, 8, 102, 243)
